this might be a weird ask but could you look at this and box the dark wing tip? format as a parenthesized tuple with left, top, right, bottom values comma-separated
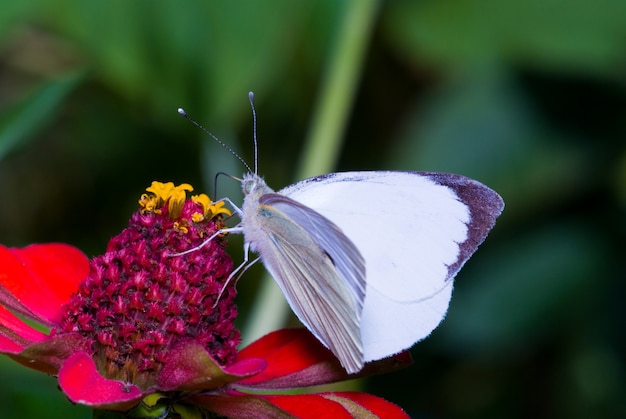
(421, 172, 504, 279)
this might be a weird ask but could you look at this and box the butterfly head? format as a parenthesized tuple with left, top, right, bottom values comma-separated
(241, 172, 273, 197)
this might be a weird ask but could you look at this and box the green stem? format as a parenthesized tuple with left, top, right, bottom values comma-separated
(242, 0, 379, 346)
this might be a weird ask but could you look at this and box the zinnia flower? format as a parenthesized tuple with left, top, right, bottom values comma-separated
(0, 182, 410, 418)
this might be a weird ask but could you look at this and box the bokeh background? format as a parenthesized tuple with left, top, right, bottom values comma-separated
(1, 1, 625, 418)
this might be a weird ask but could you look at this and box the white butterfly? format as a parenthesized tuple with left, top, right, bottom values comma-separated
(178, 100, 504, 374)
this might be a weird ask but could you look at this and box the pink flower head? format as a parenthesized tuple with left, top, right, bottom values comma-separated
(0, 182, 410, 417)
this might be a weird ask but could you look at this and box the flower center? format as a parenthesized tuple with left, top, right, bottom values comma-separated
(56, 182, 237, 389)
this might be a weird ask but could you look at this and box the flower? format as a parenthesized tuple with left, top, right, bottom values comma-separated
(0, 182, 411, 418)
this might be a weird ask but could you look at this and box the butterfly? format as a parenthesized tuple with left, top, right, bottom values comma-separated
(178, 96, 504, 374)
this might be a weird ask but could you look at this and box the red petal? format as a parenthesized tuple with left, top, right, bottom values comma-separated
(0, 244, 89, 326)
(198, 391, 409, 419)
(236, 328, 340, 383)
(224, 357, 267, 376)
(0, 334, 22, 353)
(0, 304, 48, 352)
(190, 390, 352, 419)
(190, 391, 296, 418)
(17, 333, 91, 374)
(263, 394, 353, 418)
(236, 328, 412, 389)
(157, 341, 265, 391)
(322, 392, 410, 419)
(59, 352, 144, 410)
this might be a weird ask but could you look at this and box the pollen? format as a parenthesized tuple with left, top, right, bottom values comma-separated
(173, 221, 189, 234)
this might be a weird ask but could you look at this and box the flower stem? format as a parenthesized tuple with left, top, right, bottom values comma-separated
(242, 0, 380, 345)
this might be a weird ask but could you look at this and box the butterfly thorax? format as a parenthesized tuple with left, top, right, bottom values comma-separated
(240, 173, 275, 253)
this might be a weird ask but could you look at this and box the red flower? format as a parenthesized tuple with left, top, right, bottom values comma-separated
(0, 182, 410, 418)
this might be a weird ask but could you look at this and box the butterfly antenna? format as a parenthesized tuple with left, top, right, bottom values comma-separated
(177, 108, 253, 174)
(248, 91, 259, 175)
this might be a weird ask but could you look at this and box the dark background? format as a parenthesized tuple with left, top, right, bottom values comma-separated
(0, 1, 624, 418)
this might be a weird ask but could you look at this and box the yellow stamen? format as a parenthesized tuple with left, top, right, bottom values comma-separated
(138, 193, 162, 214)
(173, 221, 189, 234)
(191, 194, 231, 220)
(142, 182, 193, 219)
(167, 184, 193, 219)
(140, 181, 230, 221)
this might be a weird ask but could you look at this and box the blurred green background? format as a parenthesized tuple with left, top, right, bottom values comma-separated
(1, 0, 625, 418)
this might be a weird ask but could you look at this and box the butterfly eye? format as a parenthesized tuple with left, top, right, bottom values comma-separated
(243, 181, 253, 194)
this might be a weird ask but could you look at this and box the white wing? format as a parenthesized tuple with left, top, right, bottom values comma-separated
(280, 171, 504, 362)
(244, 192, 366, 372)
(261, 193, 366, 309)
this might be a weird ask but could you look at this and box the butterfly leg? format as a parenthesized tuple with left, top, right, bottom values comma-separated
(214, 197, 244, 217)
(169, 226, 244, 256)
(213, 241, 261, 307)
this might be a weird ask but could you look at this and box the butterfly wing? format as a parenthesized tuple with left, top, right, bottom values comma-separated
(247, 193, 366, 372)
(260, 194, 366, 306)
(279, 171, 504, 362)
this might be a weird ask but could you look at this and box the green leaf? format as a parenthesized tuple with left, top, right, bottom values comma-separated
(40, 0, 317, 124)
(385, 0, 626, 77)
(0, 71, 84, 161)
(386, 69, 528, 178)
